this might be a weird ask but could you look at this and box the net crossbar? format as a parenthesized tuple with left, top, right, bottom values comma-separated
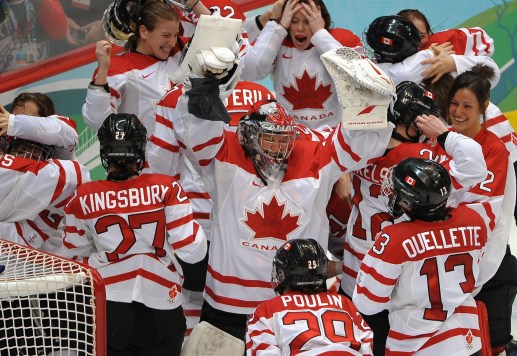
(0, 239, 106, 356)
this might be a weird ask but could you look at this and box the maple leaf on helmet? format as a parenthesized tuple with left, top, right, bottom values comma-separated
(282, 71, 333, 111)
(237, 100, 297, 185)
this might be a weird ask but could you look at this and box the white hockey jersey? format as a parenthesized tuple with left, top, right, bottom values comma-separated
(63, 173, 207, 310)
(240, 21, 363, 129)
(82, 50, 182, 135)
(246, 291, 373, 355)
(377, 27, 499, 88)
(340, 133, 487, 296)
(169, 86, 392, 314)
(0, 155, 90, 255)
(353, 205, 488, 355)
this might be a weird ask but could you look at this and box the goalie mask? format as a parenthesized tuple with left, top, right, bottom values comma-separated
(102, 0, 145, 46)
(98, 113, 148, 180)
(237, 100, 296, 185)
(272, 239, 328, 295)
(381, 158, 451, 222)
(7, 138, 55, 161)
(365, 15, 421, 63)
(389, 81, 441, 143)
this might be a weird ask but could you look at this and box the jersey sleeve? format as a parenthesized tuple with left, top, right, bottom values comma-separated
(246, 304, 281, 355)
(240, 20, 286, 82)
(450, 55, 500, 88)
(377, 50, 434, 86)
(63, 195, 98, 262)
(144, 87, 182, 177)
(164, 178, 207, 264)
(443, 131, 487, 190)
(352, 231, 401, 316)
(7, 114, 78, 159)
(0, 157, 90, 222)
(425, 27, 494, 57)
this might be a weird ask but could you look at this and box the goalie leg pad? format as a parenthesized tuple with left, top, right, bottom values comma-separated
(180, 321, 245, 356)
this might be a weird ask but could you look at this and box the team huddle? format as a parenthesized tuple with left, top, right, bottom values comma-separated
(1, 0, 517, 355)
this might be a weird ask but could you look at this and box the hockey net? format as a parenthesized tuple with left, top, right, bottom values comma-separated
(0, 239, 106, 356)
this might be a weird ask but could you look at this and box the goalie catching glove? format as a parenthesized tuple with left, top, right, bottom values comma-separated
(320, 47, 396, 130)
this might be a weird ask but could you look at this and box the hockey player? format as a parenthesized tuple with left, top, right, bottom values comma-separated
(353, 157, 489, 355)
(64, 113, 207, 355)
(240, 0, 364, 129)
(339, 80, 487, 355)
(0, 92, 86, 255)
(1, 92, 78, 159)
(83, 0, 184, 135)
(246, 238, 373, 355)
(446, 65, 517, 355)
(168, 41, 395, 341)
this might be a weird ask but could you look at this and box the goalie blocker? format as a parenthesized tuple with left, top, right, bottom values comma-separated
(320, 47, 396, 130)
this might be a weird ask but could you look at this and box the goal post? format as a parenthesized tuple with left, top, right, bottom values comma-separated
(0, 239, 106, 356)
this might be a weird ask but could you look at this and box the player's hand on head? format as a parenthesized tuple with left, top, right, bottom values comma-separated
(0, 105, 10, 137)
(415, 114, 448, 139)
(279, 0, 302, 30)
(270, 0, 287, 21)
(300, 0, 325, 34)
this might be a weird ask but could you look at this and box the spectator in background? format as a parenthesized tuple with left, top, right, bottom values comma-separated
(47, 0, 108, 57)
(0, 0, 68, 73)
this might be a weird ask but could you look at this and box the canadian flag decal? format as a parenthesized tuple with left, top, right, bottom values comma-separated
(424, 90, 434, 99)
(405, 176, 416, 186)
(381, 36, 393, 45)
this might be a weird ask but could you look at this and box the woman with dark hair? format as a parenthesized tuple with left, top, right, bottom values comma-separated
(439, 64, 517, 355)
(240, 0, 363, 130)
(0, 92, 78, 160)
(82, 0, 183, 136)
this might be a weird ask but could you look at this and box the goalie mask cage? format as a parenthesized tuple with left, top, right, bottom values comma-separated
(0, 240, 106, 356)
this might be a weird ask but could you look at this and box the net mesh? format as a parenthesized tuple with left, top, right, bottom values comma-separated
(0, 240, 106, 356)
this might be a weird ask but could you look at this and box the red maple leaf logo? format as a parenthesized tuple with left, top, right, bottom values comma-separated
(243, 195, 300, 241)
(465, 329, 473, 346)
(282, 71, 332, 110)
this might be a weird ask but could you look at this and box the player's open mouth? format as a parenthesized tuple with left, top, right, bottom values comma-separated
(453, 117, 467, 123)
(295, 35, 307, 44)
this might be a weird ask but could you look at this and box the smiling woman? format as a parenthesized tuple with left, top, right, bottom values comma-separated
(82, 0, 184, 136)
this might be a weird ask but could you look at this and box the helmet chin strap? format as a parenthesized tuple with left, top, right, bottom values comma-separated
(391, 126, 420, 143)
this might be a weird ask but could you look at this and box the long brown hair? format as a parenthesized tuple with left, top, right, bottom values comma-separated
(125, 1, 180, 52)
(282, 0, 333, 30)
(446, 64, 495, 125)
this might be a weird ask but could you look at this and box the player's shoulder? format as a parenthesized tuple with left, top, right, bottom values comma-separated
(328, 28, 362, 47)
(109, 52, 159, 75)
(205, 0, 246, 20)
(158, 84, 184, 108)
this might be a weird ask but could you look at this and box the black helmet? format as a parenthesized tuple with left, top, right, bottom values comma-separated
(272, 239, 328, 295)
(102, 0, 144, 46)
(381, 158, 451, 221)
(365, 15, 421, 63)
(98, 113, 147, 179)
(389, 81, 441, 142)
(7, 138, 55, 161)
